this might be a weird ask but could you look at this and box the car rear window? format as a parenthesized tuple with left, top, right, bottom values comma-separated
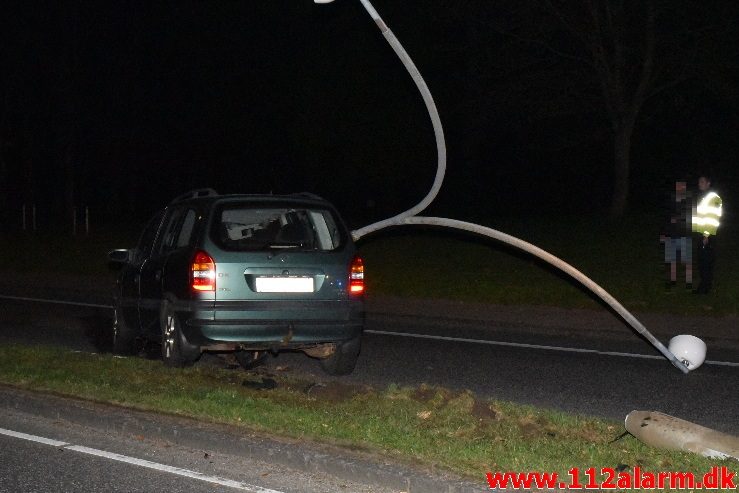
(211, 203, 345, 252)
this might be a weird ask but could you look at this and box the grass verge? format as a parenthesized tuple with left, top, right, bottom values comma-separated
(0, 343, 729, 483)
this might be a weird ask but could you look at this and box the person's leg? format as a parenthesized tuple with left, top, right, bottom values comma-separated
(696, 237, 714, 293)
(702, 239, 715, 293)
(680, 237, 693, 286)
(664, 238, 677, 287)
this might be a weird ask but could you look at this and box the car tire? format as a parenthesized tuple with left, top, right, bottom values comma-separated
(320, 335, 361, 376)
(161, 304, 200, 367)
(112, 303, 137, 355)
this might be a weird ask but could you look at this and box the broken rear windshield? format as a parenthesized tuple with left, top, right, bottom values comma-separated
(211, 203, 345, 252)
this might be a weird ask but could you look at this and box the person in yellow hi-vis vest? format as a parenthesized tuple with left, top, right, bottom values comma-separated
(692, 175, 722, 294)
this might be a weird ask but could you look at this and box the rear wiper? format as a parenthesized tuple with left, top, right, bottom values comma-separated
(264, 242, 301, 249)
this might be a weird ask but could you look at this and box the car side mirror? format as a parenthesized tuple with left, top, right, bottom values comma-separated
(108, 249, 132, 264)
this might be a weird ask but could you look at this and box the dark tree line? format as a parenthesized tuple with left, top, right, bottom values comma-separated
(436, 0, 738, 217)
(1, 1, 737, 230)
(504, 1, 737, 217)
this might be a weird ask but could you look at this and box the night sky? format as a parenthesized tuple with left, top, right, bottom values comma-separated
(1, 1, 738, 230)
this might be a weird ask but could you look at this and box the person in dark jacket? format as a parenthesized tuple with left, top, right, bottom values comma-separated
(660, 180, 693, 289)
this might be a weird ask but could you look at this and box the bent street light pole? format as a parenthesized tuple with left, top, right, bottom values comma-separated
(315, 0, 690, 373)
(348, 0, 447, 239)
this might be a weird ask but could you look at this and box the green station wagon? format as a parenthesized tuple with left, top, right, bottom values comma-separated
(109, 189, 365, 375)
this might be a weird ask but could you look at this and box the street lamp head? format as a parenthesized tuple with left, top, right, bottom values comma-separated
(668, 334, 707, 371)
(314, 0, 336, 3)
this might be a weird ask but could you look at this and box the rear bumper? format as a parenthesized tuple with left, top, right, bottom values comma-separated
(177, 298, 364, 347)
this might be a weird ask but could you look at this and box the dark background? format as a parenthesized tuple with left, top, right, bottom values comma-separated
(1, 0, 737, 231)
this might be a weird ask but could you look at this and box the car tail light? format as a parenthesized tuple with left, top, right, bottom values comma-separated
(191, 250, 216, 292)
(349, 256, 364, 295)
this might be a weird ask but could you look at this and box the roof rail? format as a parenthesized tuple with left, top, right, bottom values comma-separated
(170, 188, 219, 204)
(290, 192, 325, 201)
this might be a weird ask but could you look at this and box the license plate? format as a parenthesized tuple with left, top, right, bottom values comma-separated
(255, 276, 314, 293)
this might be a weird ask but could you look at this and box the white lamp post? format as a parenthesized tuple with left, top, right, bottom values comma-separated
(313, 0, 697, 373)
(314, 0, 447, 240)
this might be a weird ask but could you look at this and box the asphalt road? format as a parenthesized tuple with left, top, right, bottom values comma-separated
(1, 290, 738, 492)
(0, 403, 399, 493)
(0, 293, 737, 436)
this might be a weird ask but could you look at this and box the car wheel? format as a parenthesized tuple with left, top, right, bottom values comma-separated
(112, 304, 137, 355)
(161, 305, 200, 367)
(320, 335, 361, 376)
(234, 350, 266, 370)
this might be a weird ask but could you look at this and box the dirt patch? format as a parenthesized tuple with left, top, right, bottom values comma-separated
(518, 418, 542, 439)
(411, 384, 455, 409)
(517, 415, 558, 439)
(574, 421, 604, 443)
(305, 381, 368, 402)
(242, 377, 277, 391)
(471, 399, 497, 422)
(412, 384, 436, 403)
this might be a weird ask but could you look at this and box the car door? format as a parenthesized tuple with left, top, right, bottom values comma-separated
(139, 206, 186, 336)
(117, 210, 164, 331)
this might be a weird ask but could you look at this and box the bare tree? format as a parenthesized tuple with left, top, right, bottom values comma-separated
(490, 0, 722, 217)
(545, 1, 685, 217)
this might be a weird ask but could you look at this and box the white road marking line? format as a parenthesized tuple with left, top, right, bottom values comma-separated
(66, 446, 282, 492)
(0, 427, 68, 447)
(365, 329, 739, 367)
(3, 294, 737, 367)
(0, 427, 284, 493)
(0, 295, 112, 309)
